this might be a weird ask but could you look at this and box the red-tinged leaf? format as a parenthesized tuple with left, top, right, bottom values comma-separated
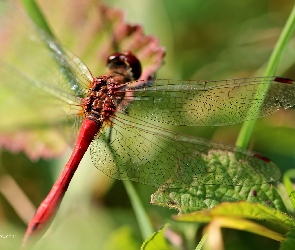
(0, 0, 165, 159)
(38, 0, 165, 80)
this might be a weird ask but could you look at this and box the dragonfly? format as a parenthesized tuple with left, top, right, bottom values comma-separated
(0, 1, 295, 247)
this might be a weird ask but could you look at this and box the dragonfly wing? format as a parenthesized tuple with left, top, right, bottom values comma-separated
(0, 1, 89, 155)
(120, 77, 295, 126)
(0, 0, 92, 100)
(90, 112, 280, 188)
(0, 60, 86, 153)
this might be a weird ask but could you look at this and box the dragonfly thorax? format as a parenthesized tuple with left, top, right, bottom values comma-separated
(82, 51, 142, 125)
(81, 74, 127, 125)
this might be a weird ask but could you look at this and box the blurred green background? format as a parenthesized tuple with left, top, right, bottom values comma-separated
(1, 0, 295, 249)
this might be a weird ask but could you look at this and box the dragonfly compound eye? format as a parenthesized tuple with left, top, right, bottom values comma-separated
(107, 51, 142, 80)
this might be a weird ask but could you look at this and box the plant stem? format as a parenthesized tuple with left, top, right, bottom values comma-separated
(21, 0, 53, 35)
(236, 5, 295, 149)
(123, 180, 154, 240)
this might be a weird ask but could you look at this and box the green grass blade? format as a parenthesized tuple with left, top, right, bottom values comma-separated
(236, 5, 295, 149)
(20, 0, 53, 35)
(124, 181, 154, 239)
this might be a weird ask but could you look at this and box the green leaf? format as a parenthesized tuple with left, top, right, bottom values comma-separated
(203, 217, 284, 248)
(283, 169, 295, 210)
(151, 150, 286, 213)
(141, 224, 174, 250)
(174, 201, 295, 235)
(280, 226, 295, 250)
(102, 226, 141, 250)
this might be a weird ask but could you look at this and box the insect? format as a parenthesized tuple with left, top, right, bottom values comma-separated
(0, 0, 293, 246)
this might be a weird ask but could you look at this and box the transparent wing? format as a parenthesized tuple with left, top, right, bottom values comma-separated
(0, 1, 91, 151)
(90, 113, 280, 188)
(0, 0, 93, 101)
(118, 77, 295, 126)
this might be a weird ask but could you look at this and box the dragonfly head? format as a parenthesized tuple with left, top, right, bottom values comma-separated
(107, 51, 142, 80)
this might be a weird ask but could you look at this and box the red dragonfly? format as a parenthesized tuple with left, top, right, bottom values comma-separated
(0, 1, 294, 247)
